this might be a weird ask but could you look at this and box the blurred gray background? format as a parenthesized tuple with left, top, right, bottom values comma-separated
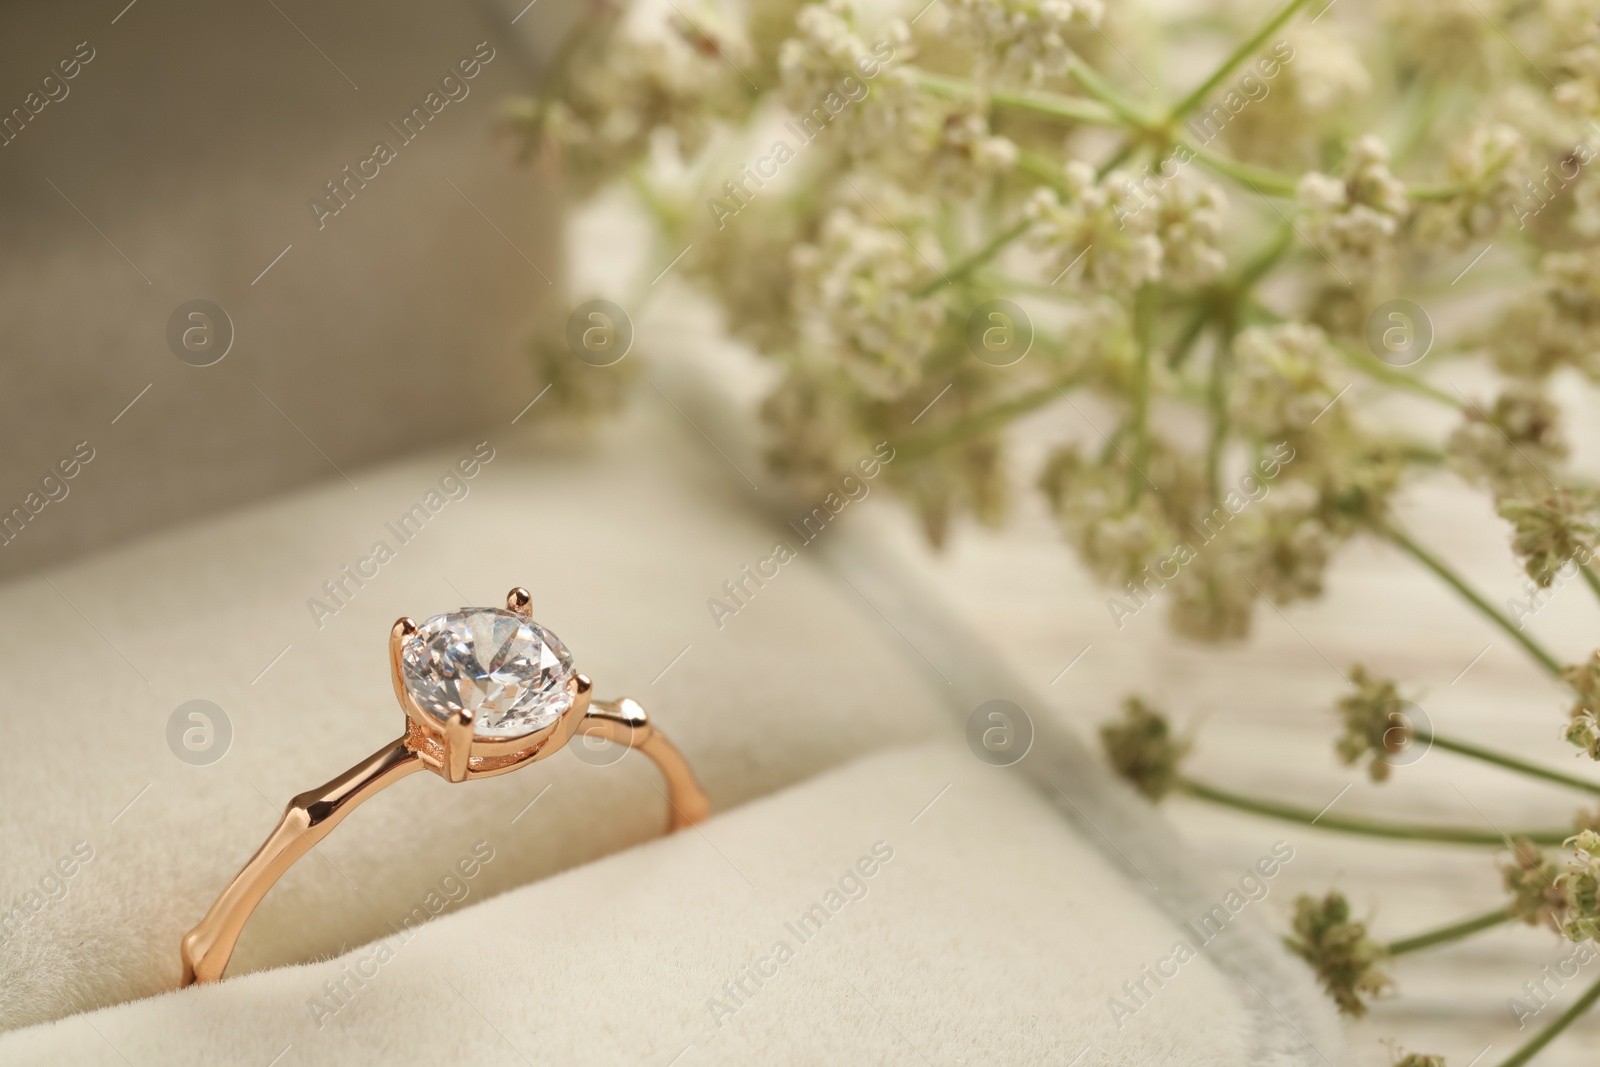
(0, 0, 577, 581)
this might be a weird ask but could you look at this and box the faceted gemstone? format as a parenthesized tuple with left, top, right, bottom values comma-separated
(400, 608, 576, 738)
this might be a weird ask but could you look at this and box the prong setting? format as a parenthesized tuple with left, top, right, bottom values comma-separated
(391, 596, 588, 781)
(444, 709, 474, 782)
(389, 617, 418, 711)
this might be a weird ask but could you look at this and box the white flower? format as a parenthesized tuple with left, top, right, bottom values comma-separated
(948, 0, 1103, 82)
(1039, 446, 1174, 586)
(974, 136, 1019, 170)
(1288, 26, 1372, 112)
(1218, 25, 1370, 167)
(1297, 172, 1348, 211)
(791, 179, 945, 398)
(779, 0, 910, 109)
(1298, 136, 1409, 275)
(777, 1, 919, 156)
(914, 110, 1020, 192)
(1028, 169, 1160, 292)
(1415, 123, 1531, 242)
(1029, 163, 1225, 292)
(1556, 40, 1600, 117)
(525, 14, 752, 186)
(1231, 324, 1345, 437)
(1253, 481, 1333, 605)
(1446, 384, 1569, 493)
(1151, 171, 1228, 289)
(1490, 247, 1600, 379)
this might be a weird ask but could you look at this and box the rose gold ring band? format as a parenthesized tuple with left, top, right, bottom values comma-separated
(179, 591, 710, 987)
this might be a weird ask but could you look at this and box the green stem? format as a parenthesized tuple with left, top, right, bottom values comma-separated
(896, 379, 1079, 460)
(1391, 79, 1445, 170)
(1177, 779, 1571, 846)
(1183, 142, 1301, 196)
(910, 69, 1119, 127)
(1168, 301, 1212, 370)
(1167, 0, 1314, 123)
(1385, 906, 1512, 956)
(1379, 521, 1565, 679)
(1410, 182, 1468, 204)
(1015, 148, 1068, 192)
(1235, 224, 1296, 289)
(1395, 441, 1448, 467)
(1068, 58, 1160, 130)
(1497, 971, 1600, 1067)
(1424, 732, 1600, 796)
(1200, 226, 1288, 496)
(915, 220, 1030, 298)
(1098, 138, 1141, 178)
(1186, 144, 1468, 206)
(913, 69, 1466, 210)
(1206, 309, 1236, 505)
(973, 272, 1082, 300)
(1130, 287, 1156, 506)
(1333, 342, 1458, 408)
(1582, 563, 1600, 605)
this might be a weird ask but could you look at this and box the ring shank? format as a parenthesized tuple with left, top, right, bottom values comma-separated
(180, 711, 707, 986)
(581, 699, 712, 829)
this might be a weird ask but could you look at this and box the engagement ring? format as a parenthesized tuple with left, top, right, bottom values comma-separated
(180, 587, 710, 985)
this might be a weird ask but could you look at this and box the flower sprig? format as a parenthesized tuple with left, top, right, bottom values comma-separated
(514, 0, 1600, 1059)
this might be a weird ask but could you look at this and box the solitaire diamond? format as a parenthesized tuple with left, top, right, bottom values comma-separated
(400, 608, 576, 738)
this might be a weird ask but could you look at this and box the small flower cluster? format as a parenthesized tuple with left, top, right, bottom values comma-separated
(1218, 24, 1368, 167)
(1490, 248, 1600, 381)
(1445, 385, 1567, 499)
(790, 180, 946, 399)
(1393, 1055, 1447, 1067)
(1430, 123, 1529, 242)
(1229, 323, 1343, 439)
(927, 110, 1020, 192)
(509, 7, 754, 187)
(1565, 652, 1600, 760)
(1038, 447, 1169, 586)
(1027, 163, 1226, 293)
(947, 0, 1104, 83)
(1561, 831, 1600, 944)
(1297, 136, 1409, 278)
(1098, 696, 1190, 801)
(1333, 665, 1415, 783)
(1282, 891, 1392, 1018)
(779, 0, 898, 106)
(1499, 490, 1599, 588)
(1503, 838, 1568, 931)
(520, 1, 1600, 1051)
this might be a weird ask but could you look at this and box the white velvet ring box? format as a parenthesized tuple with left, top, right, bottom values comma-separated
(0, 406, 1350, 1065)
